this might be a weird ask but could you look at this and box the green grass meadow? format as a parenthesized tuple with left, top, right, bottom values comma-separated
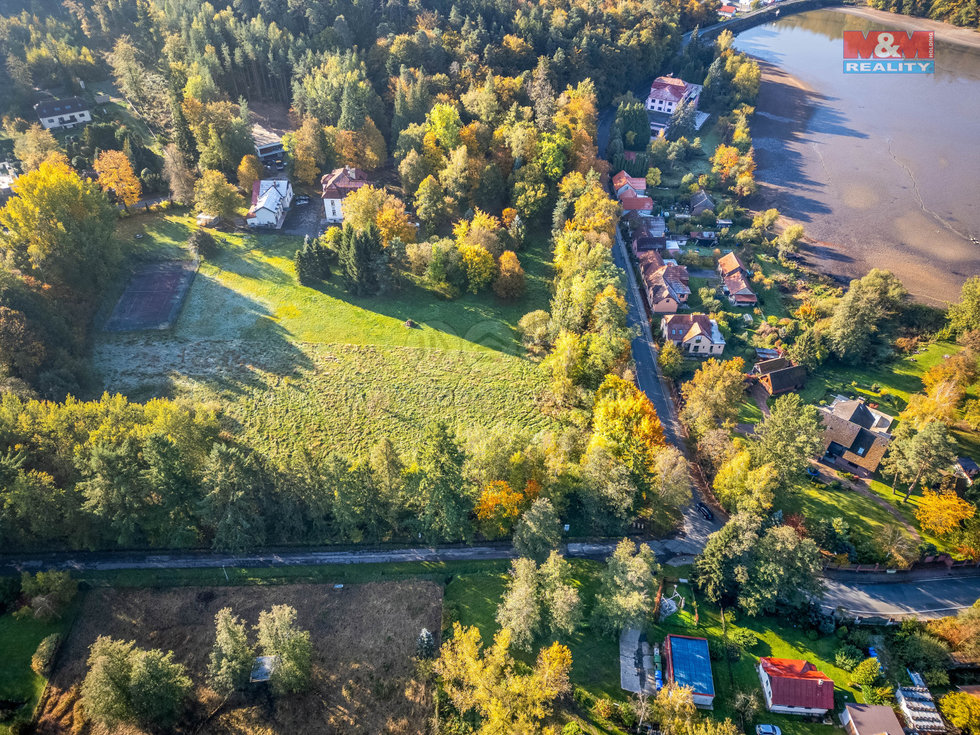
(96, 213, 559, 458)
(0, 610, 76, 735)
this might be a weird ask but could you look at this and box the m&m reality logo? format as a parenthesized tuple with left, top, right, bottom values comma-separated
(842, 30, 935, 74)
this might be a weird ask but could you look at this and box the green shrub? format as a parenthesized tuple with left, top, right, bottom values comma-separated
(32, 633, 63, 676)
(730, 627, 758, 650)
(562, 723, 584, 735)
(188, 228, 219, 259)
(835, 643, 863, 671)
(15, 571, 77, 622)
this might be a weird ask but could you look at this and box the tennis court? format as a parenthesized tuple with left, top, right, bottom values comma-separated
(104, 261, 198, 332)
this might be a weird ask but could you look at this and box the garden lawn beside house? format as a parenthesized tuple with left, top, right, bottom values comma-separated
(649, 584, 855, 735)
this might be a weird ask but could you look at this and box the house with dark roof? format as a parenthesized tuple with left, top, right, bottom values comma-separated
(664, 635, 715, 709)
(661, 313, 725, 355)
(955, 457, 979, 486)
(34, 96, 91, 130)
(321, 166, 372, 222)
(753, 357, 806, 396)
(758, 657, 834, 716)
(690, 189, 715, 216)
(841, 704, 904, 735)
(818, 396, 893, 475)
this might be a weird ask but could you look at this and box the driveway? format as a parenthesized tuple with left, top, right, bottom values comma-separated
(281, 199, 324, 237)
(823, 575, 980, 619)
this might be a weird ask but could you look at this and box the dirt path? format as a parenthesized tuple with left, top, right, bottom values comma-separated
(812, 462, 921, 541)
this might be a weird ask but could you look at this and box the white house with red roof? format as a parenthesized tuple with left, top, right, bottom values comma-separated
(757, 658, 835, 716)
(321, 166, 372, 222)
(660, 313, 725, 354)
(246, 179, 293, 228)
(718, 4, 738, 18)
(613, 170, 647, 198)
(646, 76, 703, 116)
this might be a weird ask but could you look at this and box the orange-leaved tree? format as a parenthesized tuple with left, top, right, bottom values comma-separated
(94, 150, 142, 210)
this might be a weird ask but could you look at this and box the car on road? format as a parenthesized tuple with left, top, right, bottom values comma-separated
(695, 502, 714, 521)
(294, 196, 310, 205)
(756, 726, 781, 735)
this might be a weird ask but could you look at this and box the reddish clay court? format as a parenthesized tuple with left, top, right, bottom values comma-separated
(104, 260, 198, 332)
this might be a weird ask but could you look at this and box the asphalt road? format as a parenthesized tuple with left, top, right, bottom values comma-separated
(612, 229, 722, 552)
(823, 575, 980, 619)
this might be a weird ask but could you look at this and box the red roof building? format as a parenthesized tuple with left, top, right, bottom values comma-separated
(719, 5, 737, 17)
(646, 76, 702, 115)
(321, 166, 372, 222)
(620, 194, 654, 213)
(758, 658, 834, 715)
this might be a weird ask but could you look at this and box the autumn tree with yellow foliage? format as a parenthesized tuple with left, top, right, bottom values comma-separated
(341, 185, 416, 247)
(436, 623, 571, 734)
(236, 154, 264, 194)
(589, 374, 666, 481)
(94, 150, 142, 210)
(915, 490, 976, 536)
(0, 158, 118, 290)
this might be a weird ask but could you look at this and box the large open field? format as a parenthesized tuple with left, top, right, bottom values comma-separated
(36, 581, 442, 735)
(95, 213, 558, 458)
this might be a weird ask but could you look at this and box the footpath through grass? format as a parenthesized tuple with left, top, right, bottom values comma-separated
(95, 213, 559, 458)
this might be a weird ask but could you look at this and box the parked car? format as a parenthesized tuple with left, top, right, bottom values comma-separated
(295, 196, 310, 205)
(756, 726, 781, 735)
(695, 502, 714, 521)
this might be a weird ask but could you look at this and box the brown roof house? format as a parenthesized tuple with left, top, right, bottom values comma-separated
(321, 166, 371, 222)
(640, 251, 691, 313)
(753, 357, 806, 396)
(717, 251, 748, 279)
(661, 313, 725, 355)
(818, 396, 893, 476)
(613, 170, 647, 199)
(841, 704, 904, 735)
(723, 270, 757, 306)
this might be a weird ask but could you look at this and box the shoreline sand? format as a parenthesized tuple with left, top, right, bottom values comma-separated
(834, 6, 980, 50)
(741, 7, 980, 304)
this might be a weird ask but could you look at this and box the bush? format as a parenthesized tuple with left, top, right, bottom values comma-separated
(730, 628, 758, 650)
(562, 723, 584, 735)
(835, 644, 863, 671)
(32, 633, 63, 676)
(572, 686, 594, 711)
(15, 571, 77, 622)
(187, 229, 219, 259)
(592, 698, 614, 721)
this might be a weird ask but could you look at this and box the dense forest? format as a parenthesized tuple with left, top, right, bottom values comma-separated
(0, 0, 757, 553)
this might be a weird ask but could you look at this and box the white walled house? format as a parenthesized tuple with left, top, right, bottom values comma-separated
(321, 166, 371, 223)
(757, 658, 834, 717)
(35, 97, 91, 130)
(645, 76, 702, 115)
(246, 180, 293, 229)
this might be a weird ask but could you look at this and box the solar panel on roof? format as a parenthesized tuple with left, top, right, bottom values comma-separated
(668, 636, 715, 696)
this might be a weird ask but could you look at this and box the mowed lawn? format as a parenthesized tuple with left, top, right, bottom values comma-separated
(650, 584, 856, 735)
(0, 610, 76, 735)
(95, 213, 559, 458)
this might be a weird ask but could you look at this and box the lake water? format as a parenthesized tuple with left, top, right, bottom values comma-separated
(733, 8, 980, 303)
